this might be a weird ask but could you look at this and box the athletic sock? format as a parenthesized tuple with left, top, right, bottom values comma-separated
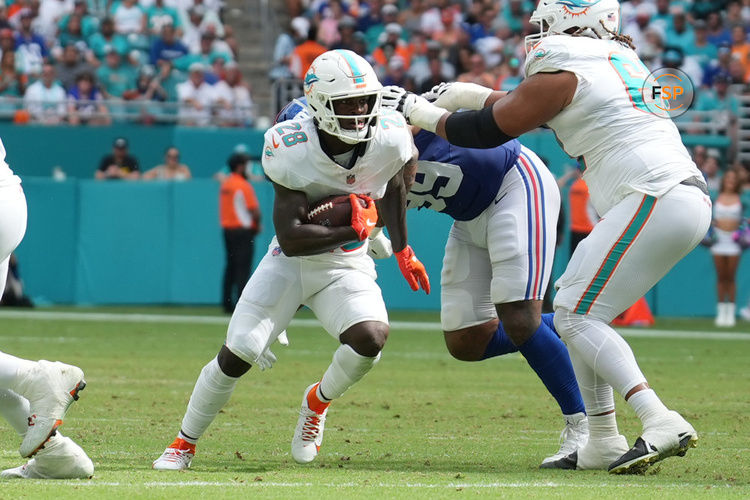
(179, 357, 240, 443)
(0, 351, 35, 389)
(518, 322, 585, 415)
(627, 388, 669, 427)
(481, 323, 519, 359)
(0, 389, 31, 436)
(588, 412, 619, 440)
(318, 344, 380, 402)
(306, 382, 330, 415)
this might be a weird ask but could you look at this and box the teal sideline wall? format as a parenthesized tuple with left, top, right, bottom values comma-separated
(9, 125, 741, 314)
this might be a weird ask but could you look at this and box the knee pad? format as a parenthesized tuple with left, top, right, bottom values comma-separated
(553, 308, 584, 343)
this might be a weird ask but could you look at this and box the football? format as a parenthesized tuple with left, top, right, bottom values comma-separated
(307, 195, 366, 227)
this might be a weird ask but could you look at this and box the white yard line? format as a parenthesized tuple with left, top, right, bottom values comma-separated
(1, 309, 749, 340)
(63, 480, 734, 489)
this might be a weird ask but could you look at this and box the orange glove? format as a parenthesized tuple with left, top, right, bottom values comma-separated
(350, 194, 378, 241)
(395, 245, 430, 294)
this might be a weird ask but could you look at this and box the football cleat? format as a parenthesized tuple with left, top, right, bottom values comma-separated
(740, 306, 750, 322)
(152, 438, 196, 470)
(1, 433, 93, 479)
(15, 361, 86, 458)
(291, 384, 329, 464)
(541, 434, 629, 470)
(540, 413, 588, 466)
(608, 410, 698, 474)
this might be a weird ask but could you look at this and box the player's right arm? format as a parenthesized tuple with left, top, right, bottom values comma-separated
(272, 182, 360, 257)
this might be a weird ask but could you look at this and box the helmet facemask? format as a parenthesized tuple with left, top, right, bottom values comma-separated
(311, 91, 381, 144)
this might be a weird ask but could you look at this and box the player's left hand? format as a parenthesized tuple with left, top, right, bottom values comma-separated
(395, 245, 430, 294)
(421, 82, 493, 111)
(253, 348, 277, 371)
(381, 86, 446, 133)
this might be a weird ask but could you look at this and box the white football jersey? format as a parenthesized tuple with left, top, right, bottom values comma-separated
(525, 35, 701, 215)
(262, 110, 413, 204)
(0, 138, 20, 188)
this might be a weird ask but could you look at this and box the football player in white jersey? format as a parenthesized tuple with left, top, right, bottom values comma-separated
(0, 142, 93, 479)
(382, 0, 711, 474)
(153, 50, 429, 470)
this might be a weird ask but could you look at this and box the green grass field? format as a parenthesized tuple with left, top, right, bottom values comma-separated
(0, 307, 749, 499)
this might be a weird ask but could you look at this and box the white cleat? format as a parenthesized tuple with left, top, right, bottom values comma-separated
(1, 433, 93, 479)
(609, 410, 698, 474)
(739, 306, 750, 322)
(15, 361, 86, 458)
(540, 413, 589, 466)
(152, 438, 195, 470)
(541, 434, 629, 470)
(291, 384, 328, 464)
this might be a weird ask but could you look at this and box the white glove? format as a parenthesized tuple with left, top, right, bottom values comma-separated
(367, 226, 393, 259)
(277, 329, 289, 346)
(381, 85, 447, 132)
(252, 348, 277, 371)
(421, 82, 493, 111)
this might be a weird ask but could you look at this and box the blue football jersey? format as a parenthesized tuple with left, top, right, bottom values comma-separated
(410, 130, 520, 221)
(275, 97, 309, 124)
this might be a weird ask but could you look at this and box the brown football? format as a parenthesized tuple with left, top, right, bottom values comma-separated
(307, 195, 366, 227)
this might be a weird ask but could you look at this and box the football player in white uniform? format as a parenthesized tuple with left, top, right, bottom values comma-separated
(0, 141, 93, 479)
(153, 50, 429, 470)
(382, 0, 710, 474)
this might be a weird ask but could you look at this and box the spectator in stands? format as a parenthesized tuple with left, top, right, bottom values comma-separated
(96, 46, 136, 98)
(219, 151, 261, 313)
(121, 64, 167, 123)
(213, 60, 253, 127)
(381, 55, 412, 89)
(692, 145, 708, 172)
(175, 31, 231, 72)
(688, 20, 718, 72)
(58, 0, 97, 41)
(371, 23, 411, 70)
(664, 6, 694, 52)
(37, 0, 73, 43)
(88, 17, 129, 62)
(408, 39, 455, 90)
(142, 146, 192, 180)
(661, 46, 702, 91)
(0, 27, 14, 62)
(330, 14, 357, 51)
(701, 151, 722, 193)
(398, 0, 427, 35)
(703, 42, 733, 87)
(466, 5, 497, 45)
(149, 22, 188, 65)
(95, 136, 140, 179)
(289, 23, 325, 80)
(711, 168, 744, 327)
(23, 62, 65, 123)
(0, 49, 25, 115)
(146, 0, 181, 37)
(316, 0, 346, 48)
(67, 71, 110, 125)
(706, 11, 731, 47)
(14, 8, 48, 77)
(365, 3, 397, 52)
(111, 0, 145, 36)
(177, 61, 214, 126)
(457, 52, 494, 89)
(55, 43, 92, 91)
(416, 52, 453, 94)
(0, 3, 10, 31)
(496, 55, 523, 91)
(730, 24, 750, 81)
(56, 14, 85, 49)
(269, 16, 305, 82)
(695, 72, 740, 134)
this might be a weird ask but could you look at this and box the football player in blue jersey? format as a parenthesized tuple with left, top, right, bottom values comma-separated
(275, 97, 588, 465)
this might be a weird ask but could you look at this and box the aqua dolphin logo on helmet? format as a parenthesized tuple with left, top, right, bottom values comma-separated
(526, 0, 620, 52)
(303, 71, 320, 93)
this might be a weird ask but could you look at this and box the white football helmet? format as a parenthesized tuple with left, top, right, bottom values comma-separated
(526, 0, 621, 52)
(303, 50, 382, 144)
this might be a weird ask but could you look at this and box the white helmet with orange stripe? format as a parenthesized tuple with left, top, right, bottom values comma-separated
(303, 49, 383, 144)
(526, 0, 621, 52)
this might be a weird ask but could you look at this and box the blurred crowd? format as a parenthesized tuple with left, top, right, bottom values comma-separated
(0, 0, 254, 126)
(271, 0, 749, 157)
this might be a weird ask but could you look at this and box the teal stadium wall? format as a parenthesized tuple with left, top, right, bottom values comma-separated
(8, 124, 744, 315)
